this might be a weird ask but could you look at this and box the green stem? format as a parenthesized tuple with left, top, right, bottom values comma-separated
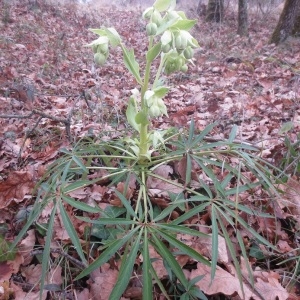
(153, 53, 166, 89)
(141, 169, 148, 223)
(139, 36, 154, 161)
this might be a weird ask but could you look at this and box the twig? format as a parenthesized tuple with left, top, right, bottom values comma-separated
(31, 248, 88, 269)
(0, 112, 34, 118)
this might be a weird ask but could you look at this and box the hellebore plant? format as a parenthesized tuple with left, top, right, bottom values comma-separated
(87, 0, 199, 162)
(10, 0, 283, 299)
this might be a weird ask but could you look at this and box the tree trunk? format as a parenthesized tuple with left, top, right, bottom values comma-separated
(206, 0, 224, 23)
(269, 0, 300, 44)
(237, 0, 248, 36)
(197, 0, 207, 17)
(292, 14, 300, 35)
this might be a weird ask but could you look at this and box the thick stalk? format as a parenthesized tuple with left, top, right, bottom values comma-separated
(139, 36, 154, 161)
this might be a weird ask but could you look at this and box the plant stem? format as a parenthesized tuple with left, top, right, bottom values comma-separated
(141, 169, 148, 222)
(153, 54, 166, 88)
(139, 36, 154, 161)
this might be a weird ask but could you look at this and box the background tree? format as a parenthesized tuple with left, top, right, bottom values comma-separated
(292, 13, 300, 35)
(237, 0, 248, 36)
(206, 0, 224, 22)
(197, 0, 207, 16)
(269, 0, 300, 44)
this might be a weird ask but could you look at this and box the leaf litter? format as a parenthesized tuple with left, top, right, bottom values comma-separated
(0, 0, 300, 299)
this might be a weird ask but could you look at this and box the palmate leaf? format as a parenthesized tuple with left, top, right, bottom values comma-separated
(109, 230, 142, 300)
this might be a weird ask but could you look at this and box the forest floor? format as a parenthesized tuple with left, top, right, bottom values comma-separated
(0, 0, 300, 299)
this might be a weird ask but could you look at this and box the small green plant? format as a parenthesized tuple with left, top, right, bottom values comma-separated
(10, 0, 283, 299)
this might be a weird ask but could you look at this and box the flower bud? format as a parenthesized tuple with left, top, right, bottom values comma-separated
(94, 52, 106, 66)
(183, 46, 194, 59)
(151, 10, 162, 26)
(175, 33, 187, 51)
(166, 11, 180, 21)
(161, 43, 171, 53)
(149, 105, 161, 118)
(97, 42, 109, 55)
(181, 64, 188, 72)
(92, 45, 98, 53)
(146, 23, 158, 36)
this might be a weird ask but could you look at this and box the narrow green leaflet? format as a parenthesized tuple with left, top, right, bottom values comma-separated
(59, 202, 87, 265)
(10, 201, 43, 250)
(150, 232, 188, 289)
(154, 228, 210, 266)
(236, 230, 254, 287)
(114, 190, 139, 219)
(155, 224, 208, 238)
(120, 44, 142, 84)
(170, 202, 210, 225)
(109, 230, 142, 299)
(76, 216, 137, 226)
(142, 228, 152, 300)
(217, 213, 245, 297)
(76, 227, 140, 280)
(62, 195, 101, 213)
(189, 122, 217, 148)
(63, 180, 91, 193)
(228, 124, 238, 143)
(72, 155, 88, 173)
(210, 206, 218, 281)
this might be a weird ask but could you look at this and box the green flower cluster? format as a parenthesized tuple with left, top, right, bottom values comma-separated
(91, 36, 109, 66)
(143, 6, 199, 75)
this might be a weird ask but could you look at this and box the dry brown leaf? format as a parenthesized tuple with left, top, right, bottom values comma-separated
(254, 271, 289, 300)
(10, 281, 47, 300)
(194, 234, 230, 265)
(278, 177, 300, 217)
(19, 229, 36, 266)
(87, 264, 118, 300)
(0, 171, 35, 209)
(0, 254, 23, 284)
(190, 262, 260, 300)
(148, 245, 168, 279)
